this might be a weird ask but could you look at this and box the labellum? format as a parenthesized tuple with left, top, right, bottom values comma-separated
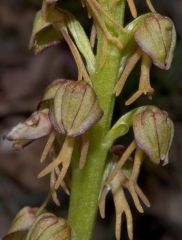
(99, 146, 150, 240)
(99, 162, 133, 240)
(114, 13, 176, 105)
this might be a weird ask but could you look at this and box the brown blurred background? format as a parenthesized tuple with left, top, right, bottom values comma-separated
(0, 0, 182, 239)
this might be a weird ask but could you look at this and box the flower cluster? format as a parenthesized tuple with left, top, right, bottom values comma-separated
(4, 1, 176, 240)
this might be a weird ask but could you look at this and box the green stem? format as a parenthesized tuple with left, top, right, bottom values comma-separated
(68, 1, 125, 239)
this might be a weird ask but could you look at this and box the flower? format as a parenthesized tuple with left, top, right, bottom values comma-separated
(38, 79, 103, 192)
(106, 107, 174, 220)
(114, 14, 176, 105)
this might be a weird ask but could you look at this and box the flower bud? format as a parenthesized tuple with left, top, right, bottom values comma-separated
(135, 14, 176, 70)
(5, 109, 52, 149)
(27, 213, 71, 240)
(133, 108, 174, 165)
(50, 80, 103, 137)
